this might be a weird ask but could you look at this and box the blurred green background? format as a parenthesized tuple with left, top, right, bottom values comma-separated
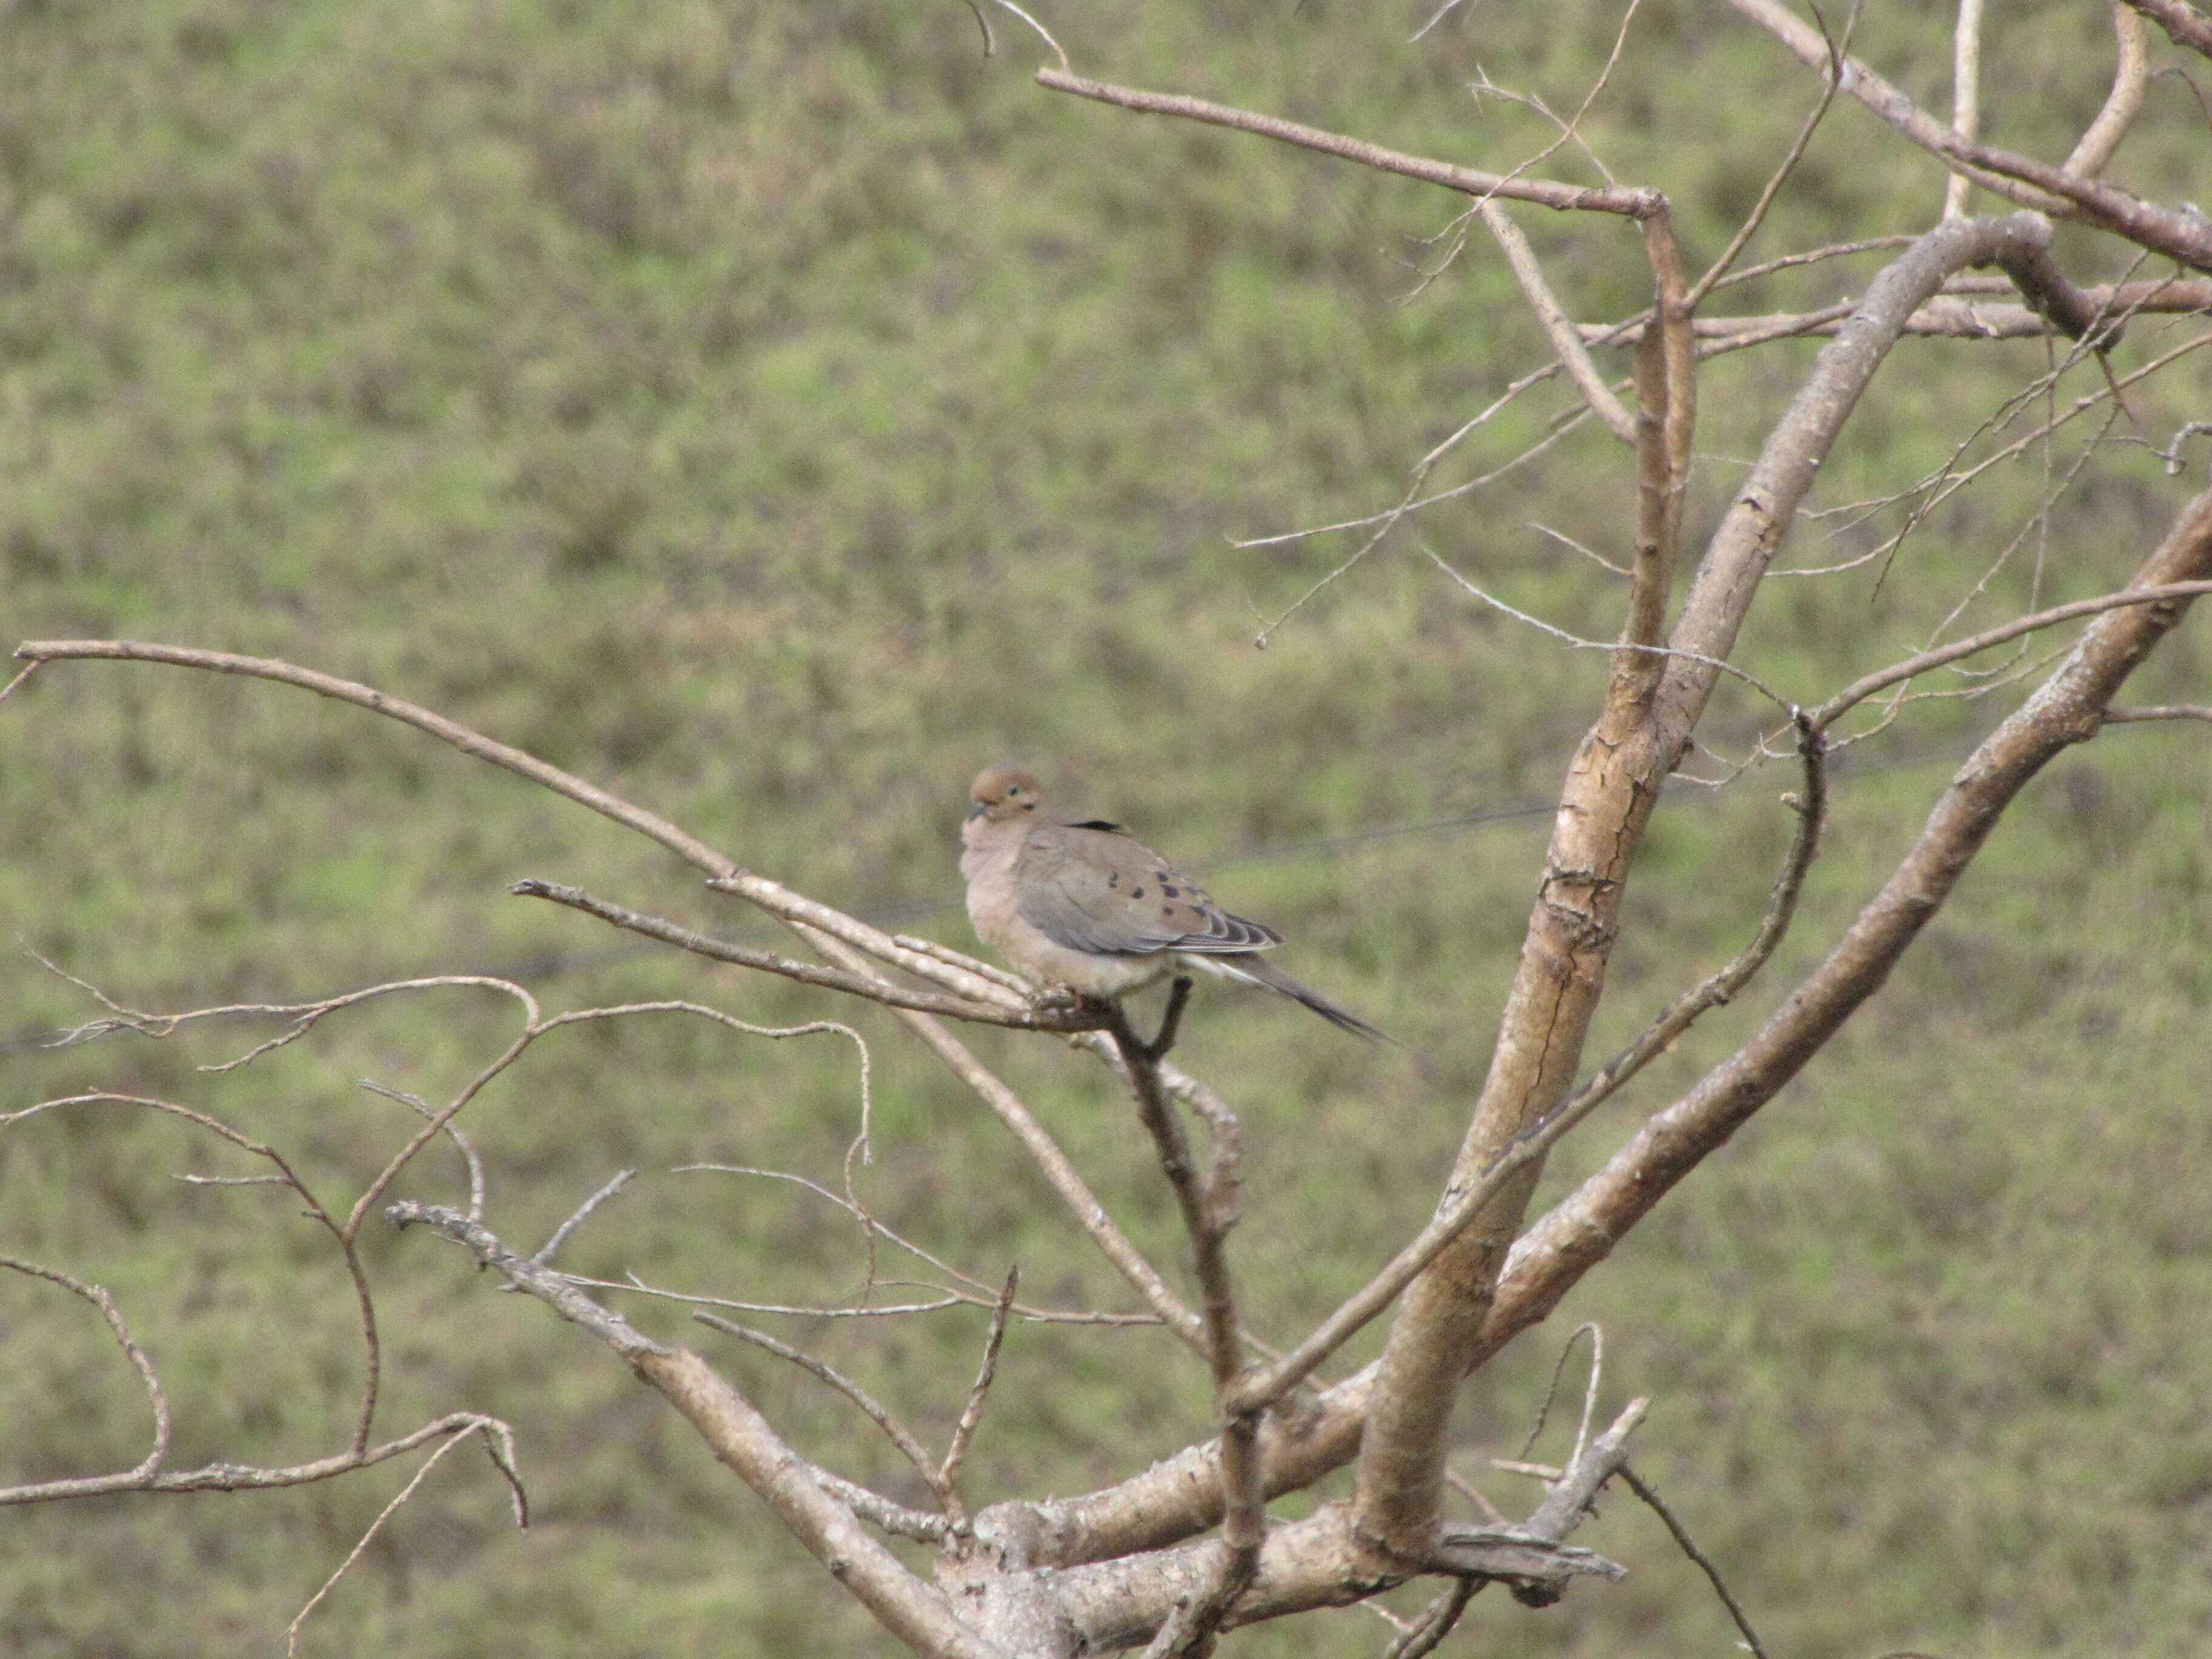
(4, 1, 2210, 1654)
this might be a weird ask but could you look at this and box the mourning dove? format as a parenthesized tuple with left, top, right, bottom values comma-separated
(959, 763, 1387, 1041)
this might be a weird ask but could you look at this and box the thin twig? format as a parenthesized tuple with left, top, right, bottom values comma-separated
(0, 1259, 170, 1487)
(982, 0, 1065, 68)
(1424, 546, 1795, 713)
(1034, 69, 1663, 218)
(1228, 723, 1823, 1415)
(939, 1268, 1020, 1520)
(1619, 1464, 1769, 1659)
(694, 1314, 960, 1526)
(1103, 1001, 1261, 1654)
(284, 1427, 481, 1656)
(1943, 0, 1986, 219)
(1382, 1580, 1479, 1659)
(1813, 581, 2212, 726)
(1528, 521, 1631, 576)
(1481, 199, 1637, 442)
(960, 0, 993, 56)
(533, 1168, 638, 1265)
(672, 1164, 1155, 1326)
(360, 1078, 486, 1222)
(1686, 0, 1855, 305)
(2104, 702, 2212, 723)
(514, 879, 1091, 1031)
(1518, 1324, 1606, 1474)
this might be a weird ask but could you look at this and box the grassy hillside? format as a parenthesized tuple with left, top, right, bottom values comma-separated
(4, 1, 2210, 1654)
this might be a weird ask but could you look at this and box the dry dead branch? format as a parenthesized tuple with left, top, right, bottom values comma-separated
(12, 7, 2212, 1650)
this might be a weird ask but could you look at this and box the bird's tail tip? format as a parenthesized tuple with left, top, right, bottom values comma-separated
(1229, 955, 1395, 1044)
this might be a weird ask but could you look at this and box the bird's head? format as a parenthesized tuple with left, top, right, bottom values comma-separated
(968, 763, 1046, 824)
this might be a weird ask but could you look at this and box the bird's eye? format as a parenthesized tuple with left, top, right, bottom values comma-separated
(1007, 786, 1022, 796)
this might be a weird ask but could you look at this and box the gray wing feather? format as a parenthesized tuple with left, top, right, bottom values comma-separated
(1016, 826, 1281, 957)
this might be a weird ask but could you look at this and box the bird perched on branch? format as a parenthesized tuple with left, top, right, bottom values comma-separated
(959, 763, 1387, 1041)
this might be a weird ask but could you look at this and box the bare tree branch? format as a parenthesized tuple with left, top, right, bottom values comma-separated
(3, 640, 1207, 1365)
(1227, 718, 1824, 1418)
(1943, 0, 1986, 219)
(2104, 702, 2212, 722)
(2125, 0, 2212, 59)
(1593, 280, 2212, 343)
(1692, 0, 1855, 298)
(387, 1202, 1005, 1659)
(1381, 1580, 1478, 1659)
(1483, 486, 2212, 1376)
(1480, 200, 1638, 442)
(939, 1268, 1019, 1515)
(1101, 1002, 1261, 1653)
(1033, 69, 1665, 219)
(695, 1314, 960, 1527)
(2065, 0, 2152, 178)
(513, 879, 1099, 1031)
(533, 1169, 638, 1266)
(980, 1403, 1641, 1653)
(1352, 211, 2053, 1563)
(284, 1421, 525, 1657)
(0, 1259, 169, 1493)
(1812, 580, 2212, 725)
(1618, 1465, 1769, 1659)
(1726, 0, 2212, 270)
(802, 933, 1210, 1358)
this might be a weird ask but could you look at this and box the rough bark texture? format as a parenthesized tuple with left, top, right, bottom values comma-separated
(1349, 213, 2050, 1560)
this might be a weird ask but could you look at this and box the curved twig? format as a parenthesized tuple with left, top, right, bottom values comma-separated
(0, 1259, 170, 1491)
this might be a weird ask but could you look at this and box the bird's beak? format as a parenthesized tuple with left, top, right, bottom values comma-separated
(966, 802, 986, 821)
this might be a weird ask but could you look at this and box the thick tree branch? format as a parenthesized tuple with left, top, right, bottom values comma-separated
(387, 1203, 1005, 1659)
(1350, 212, 2044, 1563)
(1479, 485, 2212, 1372)
(2124, 0, 2212, 58)
(1226, 720, 1823, 1418)
(1005, 1403, 1640, 1653)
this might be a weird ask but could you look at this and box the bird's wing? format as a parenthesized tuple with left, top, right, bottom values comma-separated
(1014, 823, 1281, 957)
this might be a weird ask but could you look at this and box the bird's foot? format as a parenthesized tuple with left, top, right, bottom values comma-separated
(1033, 985, 1119, 1030)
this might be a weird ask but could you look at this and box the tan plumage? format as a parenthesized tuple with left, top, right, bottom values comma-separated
(958, 763, 1387, 1041)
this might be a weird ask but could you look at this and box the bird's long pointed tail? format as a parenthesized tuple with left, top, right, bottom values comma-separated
(1204, 952, 1393, 1044)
